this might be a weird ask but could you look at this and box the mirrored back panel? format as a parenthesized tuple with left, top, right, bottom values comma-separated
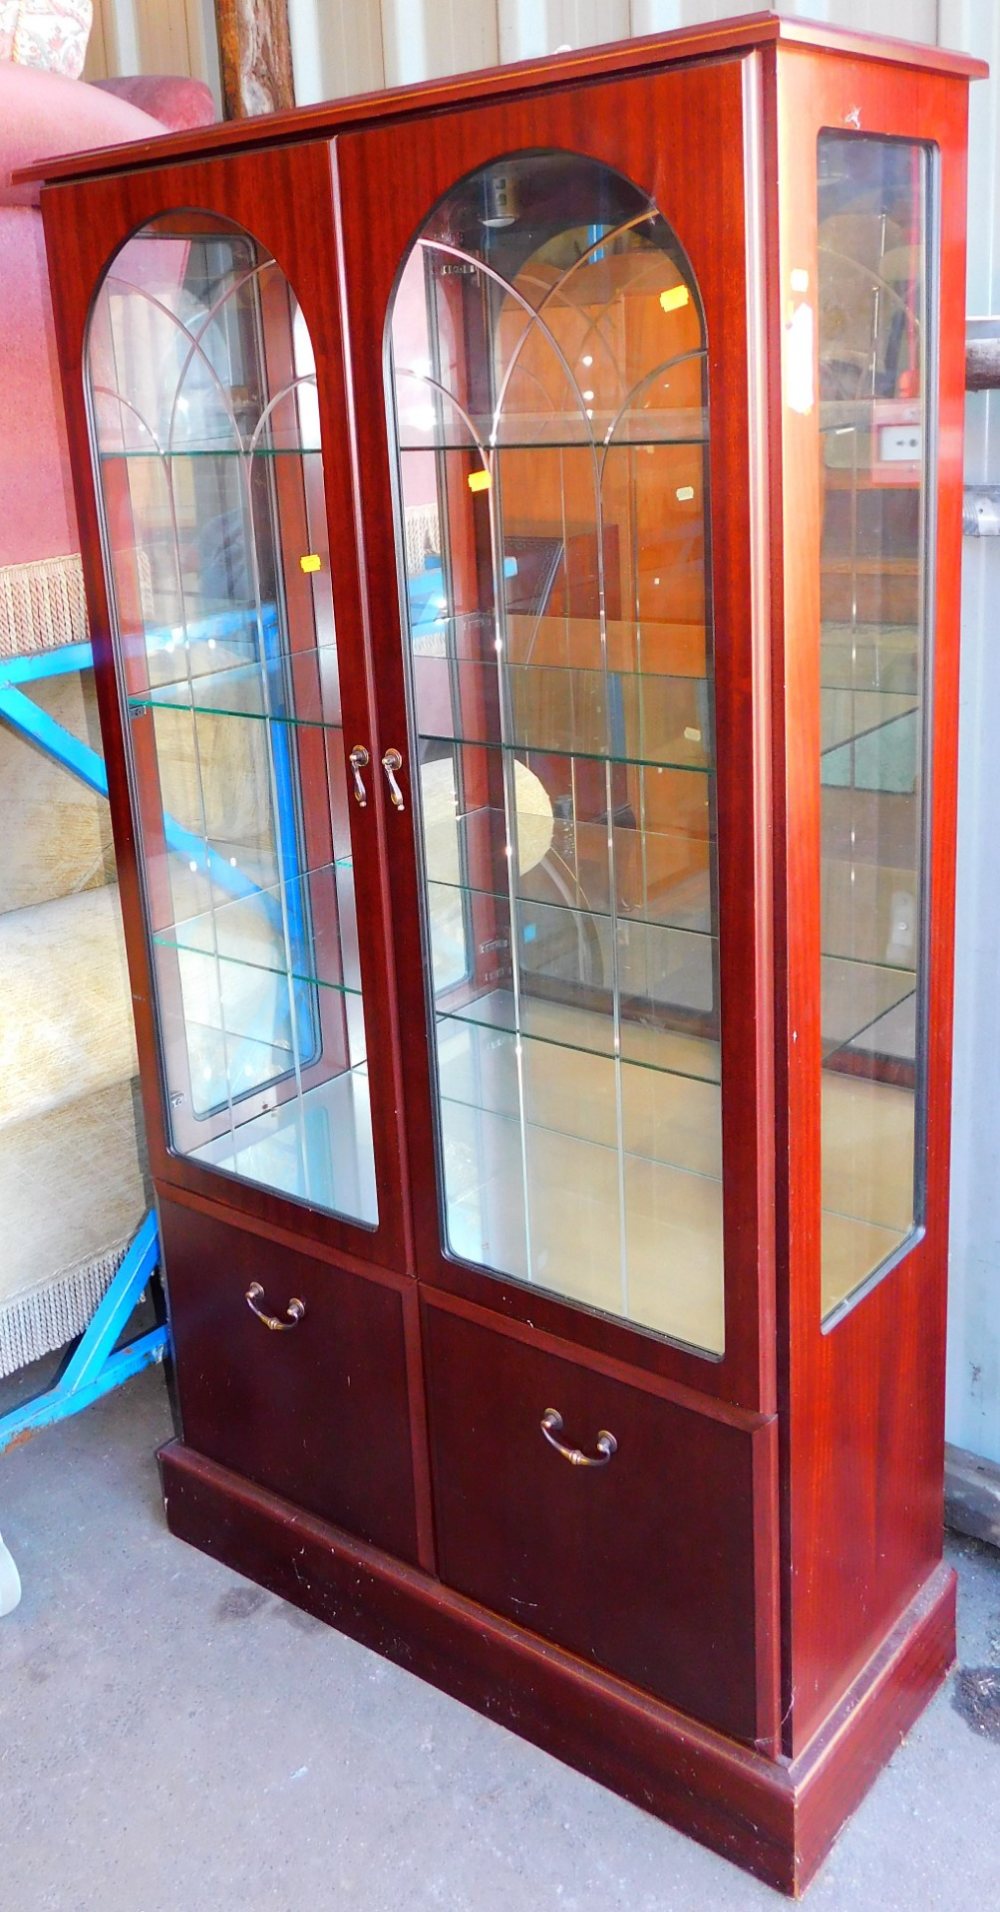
(388, 152, 724, 1353)
(87, 213, 377, 1226)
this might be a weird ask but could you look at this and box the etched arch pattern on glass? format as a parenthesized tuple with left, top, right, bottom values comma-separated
(87, 212, 377, 1225)
(388, 153, 723, 1352)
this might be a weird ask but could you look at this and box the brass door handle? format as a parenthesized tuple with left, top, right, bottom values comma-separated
(349, 743, 370, 806)
(540, 1407, 617, 1467)
(381, 748, 405, 810)
(245, 1282, 306, 1332)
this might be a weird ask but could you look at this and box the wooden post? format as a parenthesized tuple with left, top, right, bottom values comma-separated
(215, 0, 295, 118)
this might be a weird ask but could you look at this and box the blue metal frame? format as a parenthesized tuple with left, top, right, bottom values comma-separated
(0, 604, 312, 1450)
(0, 640, 176, 1449)
(0, 632, 284, 918)
(0, 1212, 166, 1457)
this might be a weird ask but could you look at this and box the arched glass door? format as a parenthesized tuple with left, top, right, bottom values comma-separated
(388, 153, 723, 1353)
(87, 213, 377, 1227)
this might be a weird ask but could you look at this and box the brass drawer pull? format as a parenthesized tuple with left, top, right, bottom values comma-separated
(381, 747, 406, 810)
(540, 1407, 617, 1468)
(245, 1282, 306, 1332)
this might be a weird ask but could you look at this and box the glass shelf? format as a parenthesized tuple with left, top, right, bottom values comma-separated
(413, 651, 710, 768)
(436, 1015, 724, 1353)
(822, 618, 919, 669)
(821, 955, 915, 1059)
(426, 862, 713, 941)
(437, 989, 720, 1085)
(418, 726, 711, 777)
(127, 643, 343, 727)
(99, 444, 323, 460)
(395, 410, 708, 453)
(424, 787, 711, 901)
(151, 857, 360, 997)
(821, 689, 918, 755)
(192, 1065, 378, 1227)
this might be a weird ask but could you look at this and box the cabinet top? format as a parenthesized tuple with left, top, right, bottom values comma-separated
(16, 9, 987, 191)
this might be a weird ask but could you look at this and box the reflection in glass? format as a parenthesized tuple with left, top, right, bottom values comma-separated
(817, 135, 930, 1319)
(87, 214, 377, 1224)
(388, 153, 723, 1352)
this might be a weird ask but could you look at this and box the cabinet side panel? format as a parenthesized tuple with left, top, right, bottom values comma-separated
(772, 47, 968, 1755)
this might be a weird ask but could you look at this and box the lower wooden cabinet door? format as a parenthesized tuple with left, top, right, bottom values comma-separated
(160, 1196, 421, 1565)
(422, 1296, 777, 1745)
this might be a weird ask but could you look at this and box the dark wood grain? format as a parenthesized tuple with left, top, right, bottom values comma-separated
(768, 45, 971, 1755)
(789, 1562, 956, 1885)
(160, 1195, 421, 1562)
(17, 16, 985, 189)
(160, 1440, 957, 1897)
(422, 1294, 776, 1745)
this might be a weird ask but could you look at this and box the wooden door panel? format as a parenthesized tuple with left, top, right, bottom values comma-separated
(160, 1195, 421, 1563)
(422, 1294, 777, 1746)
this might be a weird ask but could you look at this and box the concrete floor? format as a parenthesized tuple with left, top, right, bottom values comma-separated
(1, 1364, 999, 1912)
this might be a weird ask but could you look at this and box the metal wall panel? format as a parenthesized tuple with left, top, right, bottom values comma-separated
(289, 0, 384, 102)
(84, 0, 220, 100)
(939, 0, 1000, 1468)
(498, 0, 629, 61)
(381, 0, 498, 85)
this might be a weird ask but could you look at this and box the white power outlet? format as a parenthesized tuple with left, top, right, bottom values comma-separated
(878, 422, 922, 462)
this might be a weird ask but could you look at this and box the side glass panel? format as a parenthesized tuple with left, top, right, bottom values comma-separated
(388, 154, 723, 1354)
(87, 213, 377, 1225)
(817, 136, 931, 1320)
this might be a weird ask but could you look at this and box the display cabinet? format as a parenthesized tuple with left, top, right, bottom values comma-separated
(25, 12, 983, 1892)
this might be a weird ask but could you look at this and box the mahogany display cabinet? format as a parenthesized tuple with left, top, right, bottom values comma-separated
(24, 11, 984, 1893)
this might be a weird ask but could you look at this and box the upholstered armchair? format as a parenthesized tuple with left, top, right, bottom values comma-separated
(0, 58, 216, 1376)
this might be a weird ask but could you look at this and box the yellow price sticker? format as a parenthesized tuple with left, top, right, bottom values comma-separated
(300, 553, 322, 573)
(659, 285, 690, 314)
(467, 469, 491, 493)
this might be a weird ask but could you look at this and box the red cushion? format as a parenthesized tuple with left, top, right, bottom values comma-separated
(91, 74, 216, 135)
(0, 61, 167, 207)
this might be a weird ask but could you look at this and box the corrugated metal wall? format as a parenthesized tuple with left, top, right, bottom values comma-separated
(940, 1, 1000, 1469)
(81, 0, 1000, 1466)
(84, 0, 220, 96)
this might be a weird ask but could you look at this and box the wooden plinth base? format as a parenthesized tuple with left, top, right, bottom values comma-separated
(160, 1441, 956, 1896)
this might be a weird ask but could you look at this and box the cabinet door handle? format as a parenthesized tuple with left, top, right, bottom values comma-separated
(540, 1407, 617, 1467)
(245, 1282, 306, 1332)
(349, 744, 370, 806)
(381, 748, 406, 810)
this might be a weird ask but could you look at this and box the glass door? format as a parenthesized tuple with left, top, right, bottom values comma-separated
(815, 133, 933, 1324)
(387, 155, 722, 1354)
(85, 200, 399, 1253)
(336, 58, 769, 1396)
